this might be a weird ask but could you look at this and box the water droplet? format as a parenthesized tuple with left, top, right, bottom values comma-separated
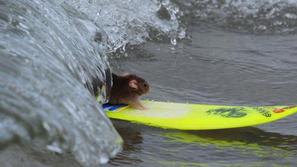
(170, 38, 177, 45)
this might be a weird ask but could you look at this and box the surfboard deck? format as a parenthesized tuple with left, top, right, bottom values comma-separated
(103, 100, 297, 130)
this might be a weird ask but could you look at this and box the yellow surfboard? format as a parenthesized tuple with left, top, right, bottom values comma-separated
(103, 100, 297, 130)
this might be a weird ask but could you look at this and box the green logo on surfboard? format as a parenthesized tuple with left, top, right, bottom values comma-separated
(206, 108, 247, 118)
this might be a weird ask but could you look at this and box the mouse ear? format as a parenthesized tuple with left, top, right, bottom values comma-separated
(129, 80, 138, 89)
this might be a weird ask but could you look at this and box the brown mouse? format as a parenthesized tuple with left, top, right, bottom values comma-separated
(109, 73, 150, 110)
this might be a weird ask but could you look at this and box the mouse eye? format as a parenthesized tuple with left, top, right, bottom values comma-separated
(143, 83, 148, 88)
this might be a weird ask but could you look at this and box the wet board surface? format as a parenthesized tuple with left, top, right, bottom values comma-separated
(103, 100, 297, 130)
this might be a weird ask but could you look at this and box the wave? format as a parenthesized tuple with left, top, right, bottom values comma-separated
(0, 0, 120, 166)
(175, 0, 297, 34)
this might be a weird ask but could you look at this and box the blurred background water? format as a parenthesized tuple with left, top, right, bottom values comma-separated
(1, 0, 297, 166)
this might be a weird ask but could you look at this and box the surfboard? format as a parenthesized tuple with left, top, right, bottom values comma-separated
(102, 100, 297, 130)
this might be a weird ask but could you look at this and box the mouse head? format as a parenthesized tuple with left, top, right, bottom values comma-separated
(127, 74, 150, 95)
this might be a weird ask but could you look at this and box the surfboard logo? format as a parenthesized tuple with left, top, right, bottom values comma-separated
(206, 108, 247, 118)
(252, 107, 272, 117)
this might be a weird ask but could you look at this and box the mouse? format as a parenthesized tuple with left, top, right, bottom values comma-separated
(108, 73, 150, 110)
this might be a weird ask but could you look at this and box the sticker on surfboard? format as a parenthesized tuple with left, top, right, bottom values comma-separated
(103, 103, 128, 112)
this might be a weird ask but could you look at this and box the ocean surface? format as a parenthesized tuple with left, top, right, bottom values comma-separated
(1, 0, 297, 167)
